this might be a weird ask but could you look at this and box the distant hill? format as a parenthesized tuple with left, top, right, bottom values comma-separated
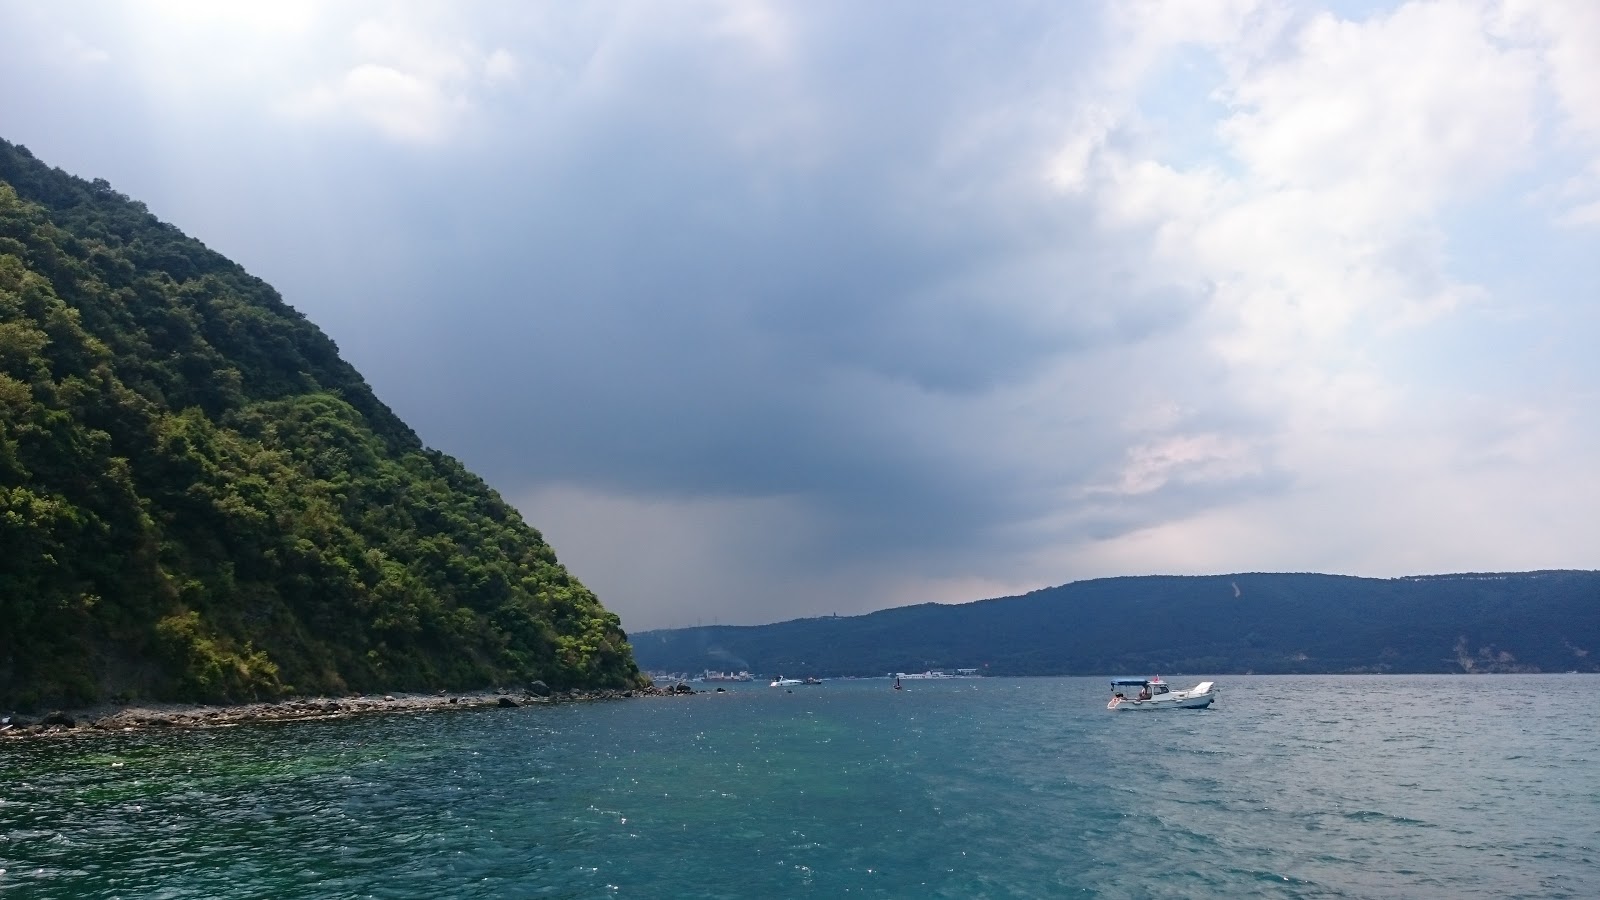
(631, 571, 1600, 677)
(0, 138, 642, 708)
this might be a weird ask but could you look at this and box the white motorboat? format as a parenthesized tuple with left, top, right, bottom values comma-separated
(770, 676, 802, 687)
(1107, 676, 1216, 710)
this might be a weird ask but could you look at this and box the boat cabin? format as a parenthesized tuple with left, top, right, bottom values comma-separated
(1110, 677, 1170, 702)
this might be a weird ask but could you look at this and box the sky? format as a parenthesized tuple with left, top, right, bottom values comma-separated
(2, 0, 1597, 632)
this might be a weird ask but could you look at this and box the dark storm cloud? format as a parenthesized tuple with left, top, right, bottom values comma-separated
(9, 2, 1590, 630)
(322, 4, 1192, 543)
(0, 1, 1253, 625)
(376, 151, 1200, 552)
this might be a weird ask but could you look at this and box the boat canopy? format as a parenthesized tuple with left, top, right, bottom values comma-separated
(1110, 678, 1152, 687)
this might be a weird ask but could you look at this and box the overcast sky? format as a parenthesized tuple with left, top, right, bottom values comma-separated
(3, 0, 1597, 631)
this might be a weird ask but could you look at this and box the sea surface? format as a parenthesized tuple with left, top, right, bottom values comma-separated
(1, 675, 1596, 898)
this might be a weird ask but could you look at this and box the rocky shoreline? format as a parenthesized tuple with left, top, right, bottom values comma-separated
(0, 681, 698, 740)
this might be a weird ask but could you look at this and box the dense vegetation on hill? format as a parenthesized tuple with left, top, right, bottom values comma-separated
(0, 138, 642, 709)
(632, 571, 1600, 677)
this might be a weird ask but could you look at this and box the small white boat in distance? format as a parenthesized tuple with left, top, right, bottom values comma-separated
(770, 676, 802, 687)
(1107, 676, 1216, 710)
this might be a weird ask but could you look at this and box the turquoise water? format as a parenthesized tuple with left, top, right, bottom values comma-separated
(2, 676, 1597, 898)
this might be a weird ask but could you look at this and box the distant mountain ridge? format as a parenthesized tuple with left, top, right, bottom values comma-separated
(631, 571, 1600, 677)
(0, 138, 642, 708)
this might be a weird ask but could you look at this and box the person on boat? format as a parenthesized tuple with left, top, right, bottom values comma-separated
(1138, 685, 1151, 701)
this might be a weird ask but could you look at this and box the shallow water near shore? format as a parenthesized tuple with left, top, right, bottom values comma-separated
(2, 675, 1597, 898)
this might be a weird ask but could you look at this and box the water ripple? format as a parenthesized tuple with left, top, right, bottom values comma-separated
(2, 676, 1599, 897)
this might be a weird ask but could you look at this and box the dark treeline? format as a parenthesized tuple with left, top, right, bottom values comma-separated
(632, 571, 1600, 677)
(0, 138, 642, 709)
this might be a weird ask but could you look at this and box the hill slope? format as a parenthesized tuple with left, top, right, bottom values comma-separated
(632, 571, 1600, 676)
(0, 138, 641, 708)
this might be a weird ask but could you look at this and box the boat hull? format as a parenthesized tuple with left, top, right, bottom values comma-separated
(1108, 684, 1217, 710)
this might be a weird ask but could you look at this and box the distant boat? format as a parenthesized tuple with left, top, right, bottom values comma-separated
(802, 676, 823, 685)
(1107, 676, 1216, 710)
(893, 676, 903, 691)
(770, 676, 802, 687)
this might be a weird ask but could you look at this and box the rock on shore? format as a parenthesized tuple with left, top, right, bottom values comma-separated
(0, 683, 694, 739)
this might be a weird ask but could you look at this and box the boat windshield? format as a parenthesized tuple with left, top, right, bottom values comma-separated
(1109, 678, 1170, 699)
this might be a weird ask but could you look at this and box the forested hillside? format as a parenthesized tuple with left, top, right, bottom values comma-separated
(0, 138, 642, 708)
(632, 571, 1600, 677)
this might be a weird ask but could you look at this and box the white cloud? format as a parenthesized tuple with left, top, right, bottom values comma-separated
(351, 18, 472, 83)
(1059, 411, 1600, 582)
(707, 0, 796, 66)
(144, 0, 319, 35)
(281, 14, 526, 144)
(1221, 2, 1537, 209)
(1047, 105, 1115, 192)
(59, 32, 111, 66)
(1501, 0, 1600, 142)
(1072, 0, 1545, 434)
(1496, 0, 1600, 225)
(986, 0, 1600, 598)
(1103, 433, 1265, 496)
(288, 63, 465, 144)
(1104, 0, 1282, 91)
(484, 48, 520, 85)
